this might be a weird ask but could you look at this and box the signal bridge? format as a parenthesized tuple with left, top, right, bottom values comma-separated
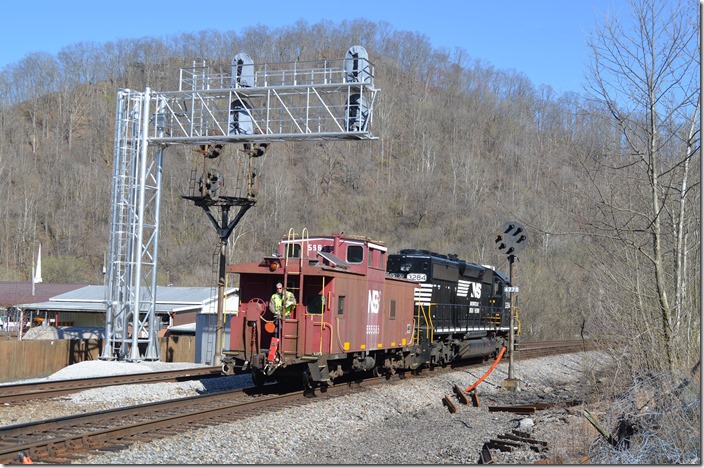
(104, 46, 378, 362)
(126, 47, 377, 145)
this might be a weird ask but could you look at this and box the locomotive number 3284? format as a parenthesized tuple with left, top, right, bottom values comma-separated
(407, 273, 427, 281)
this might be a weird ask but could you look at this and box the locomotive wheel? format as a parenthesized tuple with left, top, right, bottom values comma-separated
(251, 369, 266, 387)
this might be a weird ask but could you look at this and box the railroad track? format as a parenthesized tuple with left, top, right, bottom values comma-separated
(0, 340, 594, 464)
(0, 377, 379, 464)
(0, 367, 222, 405)
(516, 340, 595, 359)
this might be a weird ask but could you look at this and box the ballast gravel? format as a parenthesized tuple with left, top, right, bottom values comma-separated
(2, 352, 610, 464)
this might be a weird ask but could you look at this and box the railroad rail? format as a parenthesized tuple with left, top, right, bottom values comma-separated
(515, 340, 595, 359)
(0, 376, 379, 464)
(0, 340, 594, 464)
(0, 367, 222, 405)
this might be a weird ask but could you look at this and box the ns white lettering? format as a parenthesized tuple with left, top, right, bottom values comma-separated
(470, 282, 481, 299)
(368, 289, 380, 314)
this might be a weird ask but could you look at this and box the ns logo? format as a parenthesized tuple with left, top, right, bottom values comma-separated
(470, 282, 482, 299)
(368, 289, 381, 314)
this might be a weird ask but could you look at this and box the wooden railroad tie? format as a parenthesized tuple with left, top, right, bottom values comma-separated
(480, 442, 495, 464)
(442, 395, 458, 413)
(453, 384, 471, 405)
(498, 432, 548, 453)
(470, 391, 480, 407)
(482, 431, 548, 454)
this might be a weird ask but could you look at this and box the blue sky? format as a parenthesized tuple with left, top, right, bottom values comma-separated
(0, 0, 631, 95)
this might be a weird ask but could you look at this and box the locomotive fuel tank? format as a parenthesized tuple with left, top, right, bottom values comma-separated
(454, 337, 497, 360)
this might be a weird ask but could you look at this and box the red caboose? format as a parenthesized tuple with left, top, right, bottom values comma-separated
(222, 232, 418, 389)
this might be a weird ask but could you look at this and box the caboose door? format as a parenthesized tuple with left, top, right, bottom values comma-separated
(302, 310, 330, 356)
(300, 286, 330, 356)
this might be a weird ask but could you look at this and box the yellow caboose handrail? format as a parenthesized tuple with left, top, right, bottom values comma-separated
(319, 275, 325, 354)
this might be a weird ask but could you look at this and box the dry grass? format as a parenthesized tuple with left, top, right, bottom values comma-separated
(584, 371, 701, 464)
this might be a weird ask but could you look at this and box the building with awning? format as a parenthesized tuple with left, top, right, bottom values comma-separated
(12, 285, 239, 334)
(0, 282, 88, 332)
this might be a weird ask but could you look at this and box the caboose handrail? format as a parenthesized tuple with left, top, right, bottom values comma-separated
(335, 316, 345, 353)
(284, 228, 296, 266)
(298, 228, 309, 310)
(318, 275, 326, 353)
(307, 319, 333, 355)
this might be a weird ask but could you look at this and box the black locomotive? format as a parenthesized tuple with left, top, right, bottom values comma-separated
(386, 249, 514, 367)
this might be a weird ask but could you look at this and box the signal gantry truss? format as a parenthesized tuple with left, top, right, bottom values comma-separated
(102, 46, 379, 361)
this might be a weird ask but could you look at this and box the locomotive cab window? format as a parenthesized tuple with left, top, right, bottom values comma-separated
(347, 245, 363, 263)
(493, 280, 503, 296)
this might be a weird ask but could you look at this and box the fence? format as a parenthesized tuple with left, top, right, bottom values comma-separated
(0, 336, 196, 383)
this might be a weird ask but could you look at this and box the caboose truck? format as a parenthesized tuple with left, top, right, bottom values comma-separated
(221, 232, 514, 393)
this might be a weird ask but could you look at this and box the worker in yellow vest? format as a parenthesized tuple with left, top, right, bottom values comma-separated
(269, 283, 295, 319)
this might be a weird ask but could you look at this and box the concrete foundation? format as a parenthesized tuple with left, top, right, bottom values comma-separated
(502, 378, 523, 392)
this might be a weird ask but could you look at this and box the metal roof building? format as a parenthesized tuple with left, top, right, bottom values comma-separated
(12, 285, 239, 331)
(0, 282, 88, 308)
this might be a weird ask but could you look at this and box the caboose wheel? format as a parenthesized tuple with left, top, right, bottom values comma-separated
(302, 369, 316, 398)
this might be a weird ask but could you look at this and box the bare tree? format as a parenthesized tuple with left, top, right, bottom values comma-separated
(582, 0, 699, 372)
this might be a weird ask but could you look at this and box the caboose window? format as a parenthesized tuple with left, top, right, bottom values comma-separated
(284, 243, 301, 258)
(306, 294, 325, 314)
(337, 296, 346, 316)
(389, 299, 396, 319)
(347, 245, 363, 263)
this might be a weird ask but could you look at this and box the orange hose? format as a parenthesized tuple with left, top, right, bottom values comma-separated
(465, 346, 506, 393)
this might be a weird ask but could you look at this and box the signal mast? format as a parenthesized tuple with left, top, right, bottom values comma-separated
(101, 46, 379, 362)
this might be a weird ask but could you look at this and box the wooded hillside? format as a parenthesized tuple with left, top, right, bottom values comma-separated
(0, 6, 699, 376)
